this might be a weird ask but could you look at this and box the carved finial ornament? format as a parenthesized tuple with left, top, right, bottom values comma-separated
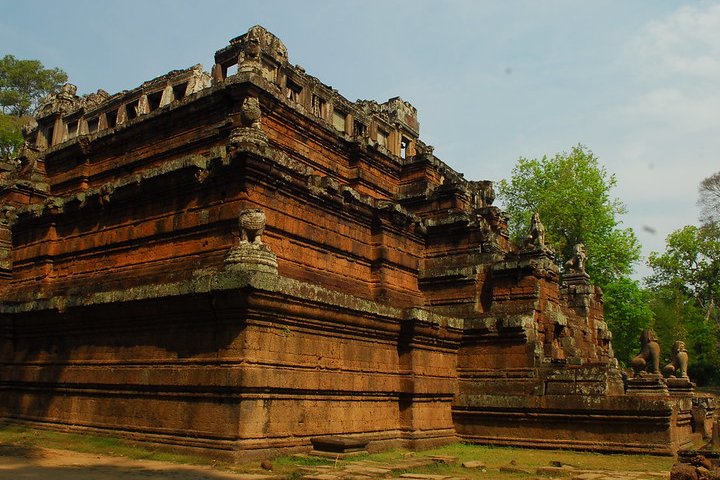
(37, 83, 81, 117)
(241, 97, 262, 130)
(228, 96, 268, 149)
(224, 208, 277, 274)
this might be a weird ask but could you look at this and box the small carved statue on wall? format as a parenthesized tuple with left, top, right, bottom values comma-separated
(238, 31, 262, 69)
(550, 324, 568, 363)
(238, 208, 265, 244)
(630, 329, 661, 376)
(241, 97, 262, 130)
(244, 35, 262, 61)
(11, 118, 40, 165)
(564, 243, 587, 274)
(523, 212, 546, 250)
(225, 208, 277, 274)
(229, 96, 268, 149)
(469, 180, 495, 208)
(663, 341, 689, 379)
(479, 218, 500, 254)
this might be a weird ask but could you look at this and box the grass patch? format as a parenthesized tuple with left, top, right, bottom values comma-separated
(358, 443, 673, 478)
(434, 442, 669, 469)
(269, 442, 673, 479)
(0, 425, 212, 465)
(273, 455, 334, 467)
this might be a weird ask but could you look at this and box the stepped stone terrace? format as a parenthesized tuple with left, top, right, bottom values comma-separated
(0, 26, 714, 460)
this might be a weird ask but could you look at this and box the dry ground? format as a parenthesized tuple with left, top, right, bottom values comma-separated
(0, 446, 263, 479)
(0, 426, 675, 480)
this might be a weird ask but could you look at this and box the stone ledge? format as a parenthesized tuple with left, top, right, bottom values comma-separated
(0, 270, 463, 331)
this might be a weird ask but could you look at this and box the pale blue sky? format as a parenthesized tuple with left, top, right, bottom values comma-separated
(2, 0, 718, 278)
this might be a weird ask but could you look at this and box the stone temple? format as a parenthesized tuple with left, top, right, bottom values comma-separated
(0, 26, 714, 460)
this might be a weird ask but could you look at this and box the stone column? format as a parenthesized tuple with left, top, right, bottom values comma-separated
(562, 272, 592, 315)
(212, 63, 224, 84)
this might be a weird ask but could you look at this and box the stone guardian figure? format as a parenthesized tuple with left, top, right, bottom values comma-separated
(663, 341, 689, 379)
(224, 208, 277, 274)
(523, 212, 546, 250)
(564, 243, 587, 274)
(238, 208, 265, 244)
(630, 329, 661, 376)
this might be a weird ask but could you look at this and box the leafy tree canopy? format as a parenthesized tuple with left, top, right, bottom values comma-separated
(646, 223, 720, 385)
(647, 223, 720, 318)
(649, 284, 720, 385)
(497, 144, 641, 286)
(602, 277, 653, 367)
(0, 113, 24, 162)
(0, 54, 67, 117)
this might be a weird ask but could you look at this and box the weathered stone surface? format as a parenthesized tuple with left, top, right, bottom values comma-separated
(310, 436, 370, 453)
(670, 463, 699, 480)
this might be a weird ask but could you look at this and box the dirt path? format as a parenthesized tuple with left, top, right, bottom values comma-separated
(0, 447, 273, 480)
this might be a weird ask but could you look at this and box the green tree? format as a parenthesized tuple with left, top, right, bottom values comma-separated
(497, 144, 641, 286)
(0, 55, 67, 116)
(647, 224, 720, 317)
(602, 278, 653, 367)
(498, 145, 646, 371)
(647, 223, 720, 385)
(0, 113, 23, 162)
(0, 55, 67, 162)
(649, 285, 719, 385)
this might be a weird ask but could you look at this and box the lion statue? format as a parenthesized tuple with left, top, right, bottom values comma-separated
(630, 329, 661, 376)
(238, 208, 266, 244)
(663, 340, 689, 379)
(564, 243, 587, 274)
(523, 212, 546, 249)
